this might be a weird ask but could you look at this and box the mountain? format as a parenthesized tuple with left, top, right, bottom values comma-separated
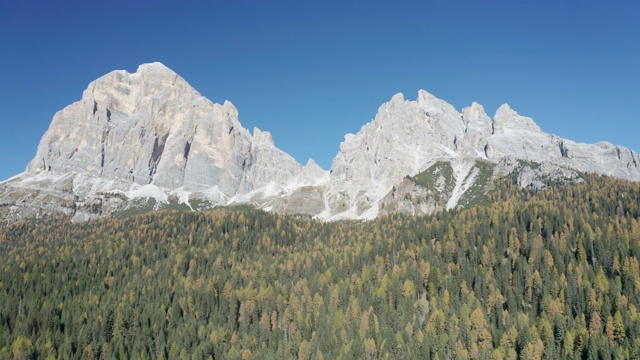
(322, 91, 640, 219)
(0, 63, 326, 222)
(1, 63, 639, 222)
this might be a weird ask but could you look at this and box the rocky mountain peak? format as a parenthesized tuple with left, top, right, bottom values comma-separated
(2, 64, 639, 223)
(303, 159, 327, 178)
(10, 62, 314, 221)
(323, 90, 470, 219)
(416, 89, 438, 105)
(136, 61, 175, 73)
(305, 158, 322, 170)
(252, 127, 275, 146)
(493, 103, 542, 133)
(461, 102, 493, 155)
(462, 102, 491, 126)
(390, 92, 405, 103)
(493, 103, 516, 125)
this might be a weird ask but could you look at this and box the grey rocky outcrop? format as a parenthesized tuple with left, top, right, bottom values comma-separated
(320, 91, 640, 219)
(1, 63, 638, 222)
(2, 62, 325, 221)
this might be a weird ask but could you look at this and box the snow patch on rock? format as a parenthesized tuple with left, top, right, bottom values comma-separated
(128, 184, 168, 204)
(1, 62, 639, 222)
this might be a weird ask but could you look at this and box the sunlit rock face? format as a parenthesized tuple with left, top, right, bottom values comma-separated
(1, 62, 638, 222)
(320, 91, 640, 220)
(27, 62, 307, 193)
(4, 62, 325, 221)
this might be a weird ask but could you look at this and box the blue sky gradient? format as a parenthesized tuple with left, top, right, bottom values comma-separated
(1, 0, 639, 180)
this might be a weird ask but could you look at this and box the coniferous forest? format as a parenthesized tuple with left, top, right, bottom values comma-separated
(1, 174, 640, 359)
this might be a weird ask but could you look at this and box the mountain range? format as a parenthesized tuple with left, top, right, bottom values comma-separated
(1, 62, 639, 222)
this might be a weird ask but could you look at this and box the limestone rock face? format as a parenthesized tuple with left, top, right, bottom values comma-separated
(321, 90, 468, 219)
(1, 63, 639, 222)
(3, 62, 325, 221)
(321, 91, 640, 220)
(239, 127, 307, 193)
(462, 102, 493, 156)
(26, 62, 307, 195)
(378, 178, 441, 216)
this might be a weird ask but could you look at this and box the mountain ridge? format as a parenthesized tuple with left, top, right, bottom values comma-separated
(1, 62, 639, 222)
(321, 88, 640, 220)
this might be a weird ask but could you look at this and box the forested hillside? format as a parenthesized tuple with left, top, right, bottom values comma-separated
(1, 175, 640, 359)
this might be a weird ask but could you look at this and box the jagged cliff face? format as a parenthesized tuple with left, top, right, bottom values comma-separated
(2, 63, 326, 221)
(324, 92, 462, 218)
(321, 90, 640, 219)
(1, 62, 639, 222)
(27, 63, 309, 194)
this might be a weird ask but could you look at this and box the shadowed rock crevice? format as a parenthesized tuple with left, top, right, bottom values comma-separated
(100, 146, 105, 168)
(559, 141, 569, 158)
(99, 127, 111, 174)
(148, 133, 169, 181)
(183, 141, 191, 161)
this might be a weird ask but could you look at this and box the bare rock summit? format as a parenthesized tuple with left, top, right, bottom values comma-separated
(1, 63, 638, 222)
(2, 62, 325, 221)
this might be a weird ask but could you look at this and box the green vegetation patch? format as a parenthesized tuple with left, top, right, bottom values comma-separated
(114, 198, 191, 219)
(459, 160, 496, 207)
(517, 159, 541, 170)
(188, 198, 217, 211)
(112, 198, 159, 218)
(408, 161, 455, 202)
(114, 197, 252, 219)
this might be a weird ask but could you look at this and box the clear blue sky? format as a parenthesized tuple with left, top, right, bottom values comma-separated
(1, 1, 639, 181)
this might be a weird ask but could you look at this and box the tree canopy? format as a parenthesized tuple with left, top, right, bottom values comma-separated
(1, 174, 639, 359)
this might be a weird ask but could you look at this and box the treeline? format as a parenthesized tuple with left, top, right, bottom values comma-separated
(0, 174, 639, 359)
